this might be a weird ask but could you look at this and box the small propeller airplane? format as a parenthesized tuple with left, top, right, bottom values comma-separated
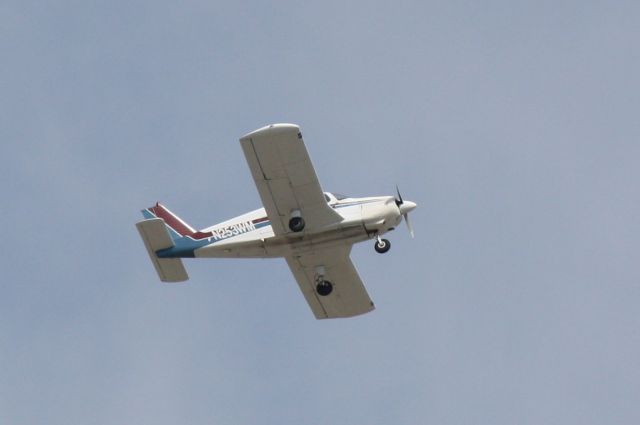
(136, 123, 416, 319)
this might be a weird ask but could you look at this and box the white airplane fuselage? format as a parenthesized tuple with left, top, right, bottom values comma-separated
(153, 193, 413, 260)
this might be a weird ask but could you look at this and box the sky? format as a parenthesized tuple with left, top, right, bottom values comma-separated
(1, 1, 640, 424)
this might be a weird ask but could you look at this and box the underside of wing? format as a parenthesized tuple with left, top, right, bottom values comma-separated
(285, 247, 375, 319)
(240, 124, 342, 236)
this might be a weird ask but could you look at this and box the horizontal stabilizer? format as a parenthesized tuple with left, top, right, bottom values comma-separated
(136, 218, 189, 282)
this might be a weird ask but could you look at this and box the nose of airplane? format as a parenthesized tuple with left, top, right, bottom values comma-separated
(399, 200, 417, 215)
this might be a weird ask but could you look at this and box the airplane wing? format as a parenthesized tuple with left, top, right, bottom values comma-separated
(240, 124, 342, 236)
(286, 247, 375, 319)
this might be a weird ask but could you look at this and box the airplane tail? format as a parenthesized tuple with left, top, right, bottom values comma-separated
(141, 202, 198, 241)
(136, 203, 192, 282)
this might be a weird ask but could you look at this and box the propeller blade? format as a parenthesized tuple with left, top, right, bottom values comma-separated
(403, 213, 414, 238)
(395, 185, 404, 207)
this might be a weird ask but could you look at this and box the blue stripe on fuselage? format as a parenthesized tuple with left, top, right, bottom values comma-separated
(156, 220, 271, 258)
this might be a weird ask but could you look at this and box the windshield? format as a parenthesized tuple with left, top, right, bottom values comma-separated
(324, 192, 349, 202)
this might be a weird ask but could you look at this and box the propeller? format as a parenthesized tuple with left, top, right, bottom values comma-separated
(395, 185, 404, 207)
(404, 211, 415, 239)
(394, 185, 416, 238)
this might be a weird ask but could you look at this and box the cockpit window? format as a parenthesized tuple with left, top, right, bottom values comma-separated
(324, 192, 350, 203)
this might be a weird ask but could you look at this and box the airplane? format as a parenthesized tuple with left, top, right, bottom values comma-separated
(136, 123, 416, 319)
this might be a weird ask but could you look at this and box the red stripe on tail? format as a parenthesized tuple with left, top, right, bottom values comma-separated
(149, 203, 196, 237)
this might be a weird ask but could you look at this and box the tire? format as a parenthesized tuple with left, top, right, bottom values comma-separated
(374, 238, 391, 254)
(289, 216, 305, 232)
(316, 280, 333, 296)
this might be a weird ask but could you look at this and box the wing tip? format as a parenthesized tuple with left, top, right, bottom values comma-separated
(314, 305, 376, 320)
(240, 123, 300, 140)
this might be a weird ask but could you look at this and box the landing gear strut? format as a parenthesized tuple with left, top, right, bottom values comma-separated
(374, 236, 391, 254)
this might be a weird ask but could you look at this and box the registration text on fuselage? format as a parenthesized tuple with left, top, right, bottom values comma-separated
(210, 220, 257, 240)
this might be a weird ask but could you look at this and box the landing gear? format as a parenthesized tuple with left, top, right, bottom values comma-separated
(289, 210, 305, 232)
(289, 217, 305, 232)
(374, 237, 391, 254)
(316, 280, 333, 296)
(314, 265, 332, 296)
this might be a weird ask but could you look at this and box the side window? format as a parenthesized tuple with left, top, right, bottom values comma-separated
(324, 193, 331, 203)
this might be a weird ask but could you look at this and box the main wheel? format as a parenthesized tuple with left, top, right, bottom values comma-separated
(316, 280, 333, 296)
(374, 238, 391, 254)
(289, 216, 305, 232)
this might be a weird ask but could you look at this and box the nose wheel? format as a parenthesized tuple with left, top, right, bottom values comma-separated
(374, 237, 391, 254)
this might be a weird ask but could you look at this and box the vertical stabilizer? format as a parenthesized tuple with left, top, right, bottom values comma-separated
(142, 203, 196, 241)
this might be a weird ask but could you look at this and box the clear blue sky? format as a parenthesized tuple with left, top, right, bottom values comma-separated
(2, 1, 639, 424)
